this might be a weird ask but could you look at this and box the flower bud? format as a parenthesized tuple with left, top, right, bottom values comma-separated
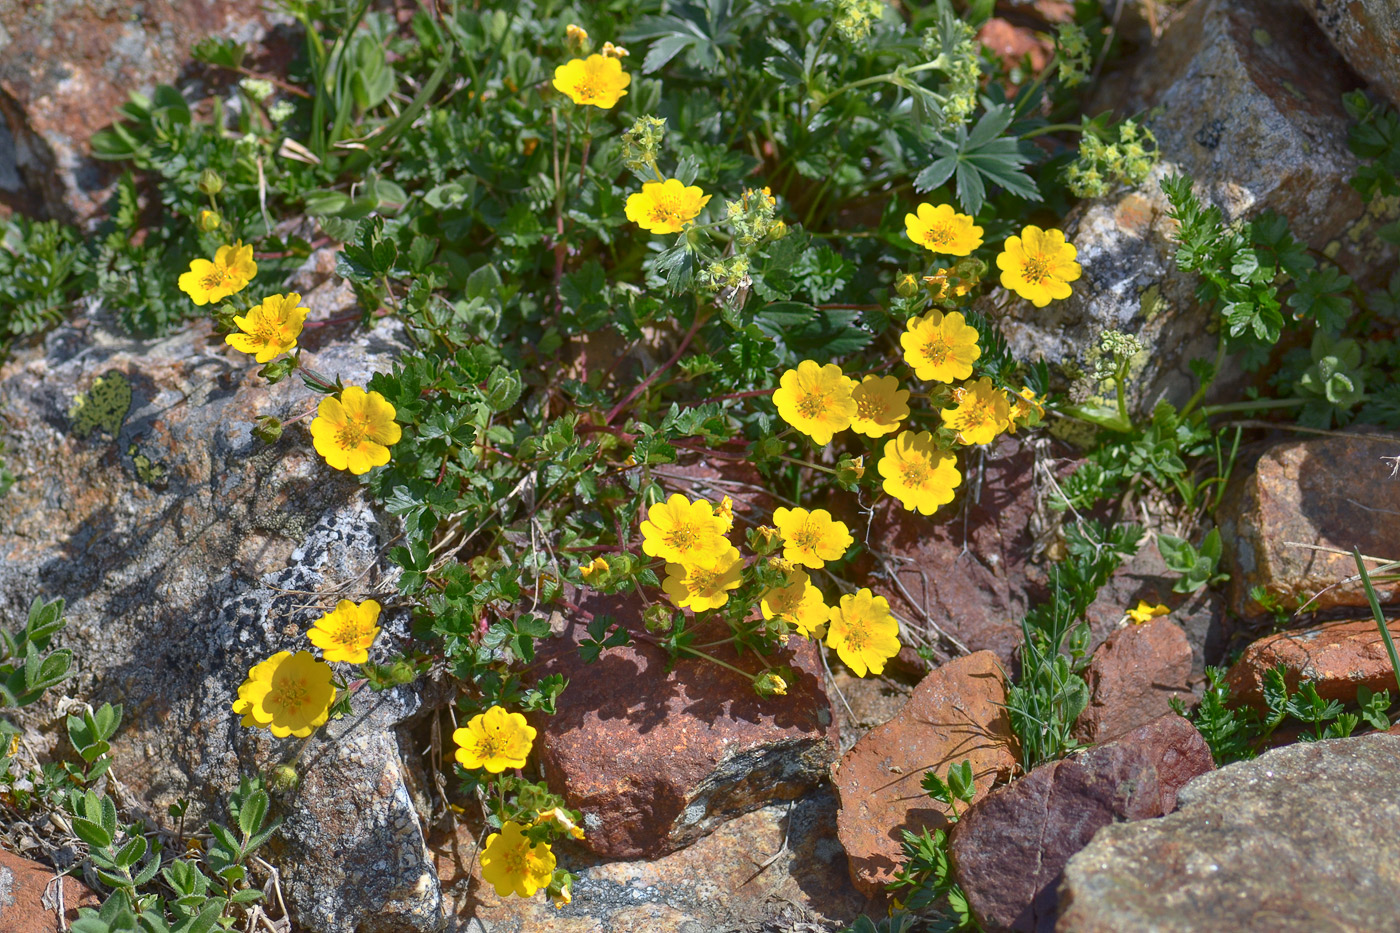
(895, 273, 919, 298)
(643, 603, 674, 633)
(198, 169, 224, 196)
(253, 415, 283, 444)
(387, 659, 418, 685)
(754, 670, 789, 697)
(198, 209, 222, 232)
(270, 763, 299, 792)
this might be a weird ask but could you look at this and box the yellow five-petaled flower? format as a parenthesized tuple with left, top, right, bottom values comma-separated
(901, 310, 981, 383)
(639, 493, 731, 567)
(307, 599, 382, 664)
(1127, 600, 1170, 624)
(232, 650, 336, 738)
(772, 507, 853, 569)
(480, 821, 557, 898)
(771, 360, 857, 445)
(179, 241, 257, 305)
(996, 225, 1081, 307)
(453, 705, 537, 773)
(663, 545, 744, 611)
(552, 54, 631, 109)
(904, 202, 983, 256)
(850, 375, 910, 438)
(625, 179, 712, 234)
(943, 377, 1011, 446)
(826, 588, 901, 678)
(225, 292, 310, 363)
(760, 567, 829, 638)
(309, 386, 402, 475)
(878, 430, 962, 516)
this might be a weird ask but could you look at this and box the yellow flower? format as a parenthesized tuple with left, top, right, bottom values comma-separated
(901, 310, 981, 383)
(1008, 386, 1046, 433)
(771, 360, 857, 445)
(714, 495, 735, 533)
(306, 599, 381, 664)
(565, 23, 588, 44)
(904, 203, 983, 256)
(850, 375, 910, 438)
(625, 178, 712, 234)
(923, 267, 973, 302)
(309, 386, 402, 475)
(453, 705, 536, 773)
(760, 568, 828, 637)
(534, 807, 585, 840)
(662, 545, 744, 611)
(552, 54, 630, 109)
(826, 589, 901, 677)
(480, 821, 556, 898)
(639, 493, 730, 566)
(601, 41, 629, 59)
(225, 292, 310, 363)
(943, 377, 1011, 446)
(878, 431, 961, 516)
(772, 507, 853, 569)
(178, 240, 257, 305)
(996, 225, 1082, 307)
(1127, 600, 1170, 624)
(232, 651, 336, 738)
(580, 556, 609, 581)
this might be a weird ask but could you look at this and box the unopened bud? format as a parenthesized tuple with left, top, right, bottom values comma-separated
(198, 169, 224, 196)
(198, 209, 222, 232)
(253, 415, 283, 444)
(387, 659, 418, 685)
(643, 603, 674, 633)
(270, 764, 299, 792)
(895, 273, 919, 298)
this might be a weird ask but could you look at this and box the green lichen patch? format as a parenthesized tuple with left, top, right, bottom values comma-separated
(68, 370, 132, 439)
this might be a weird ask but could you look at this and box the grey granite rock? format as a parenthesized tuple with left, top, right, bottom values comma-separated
(1056, 734, 1400, 932)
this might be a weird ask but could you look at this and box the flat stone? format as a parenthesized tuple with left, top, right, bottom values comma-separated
(1218, 431, 1400, 619)
(0, 308, 444, 933)
(833, 650, 1018, 897)
(433, 788, 870, 932)
(950, 714, 1212, 933)
(1057, 734, 1400, 932)
(0, 0, 285, 223)
(1225, 617, 1400, 712)
(1074, 618, 1195, 744)
(1302, 0, 1400, 108)
(533, 590, 837, 860)
(0, 850, 100, 933)
(995, 0, 1371, 415)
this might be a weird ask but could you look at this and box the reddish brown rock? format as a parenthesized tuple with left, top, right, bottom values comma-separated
(833, 651, 1018, 897)
(533, 590, 836, 860)
(0, 850, 100, 933)
(950, 715, 1213, 933)
(1301, 0, 1400, 107)
(1225, 617, 1400, 712)
(1218, 431, 1400, 619)
(977, 19, 1054, 76)
(1074, 618, 1195, 744)
(0, 0, 283, 222)
(864, 435, 1074, 667)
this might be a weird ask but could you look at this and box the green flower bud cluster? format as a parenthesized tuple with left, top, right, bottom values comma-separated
(724, 186, 782, 248)
(832, 0, 885, 42)
(921, 19, 980, 133)
(1056, 23, 1092, 89)
(699, 255, 751, 292)
(239, 77, 275, 103)
(1086, 329, 1145, 382)
(622, 115, 667, 176)
(1064, 119, 1159, 198)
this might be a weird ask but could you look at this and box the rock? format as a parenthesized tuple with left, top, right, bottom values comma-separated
(862, 435, 1072, 667)
(1073, 618, 1195, 744)
(995, 0, 1370, 414)
(1057, 734, 1400, 932)
(1083, 539, 1229, 679)
(833, 650, 1018, 897)
(532, 590, 837, 860)
(1218, 430, 1400, 619)
(828, 666, 918, 755)
(0, 1, 286, 223)
(1224, 617, 1400, 712)
(433, 788, 871, 932)
(0, 307, 445, 932)
(0, 850, 100, 933)
(1302, 0, 1400, 108)
(950, 714, 1211, 933)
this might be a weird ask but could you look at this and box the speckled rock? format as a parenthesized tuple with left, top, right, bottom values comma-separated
(833, 650, 1018, 897)
(0, 849, 100, 933)
(1224, 617, 1400, 712)
(1073, 618, 1195, 744)
(0, 284, 444, 931)
(1057, 734, 1400, 932)
(0, 0, 285, 222)
(995, 0, 1371, 415)
(1218, 430, 1400, 619)
(532, 590, 837, 860)
(1302, 0, 1400, 107)
(434, 788, 871, 932)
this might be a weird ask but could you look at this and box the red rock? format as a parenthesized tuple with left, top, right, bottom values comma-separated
(0, 850, 100, 933)
(864, 435, 1077, 667)
(1301, 0, 1400, 107)
(1224, 617, 1400, 712)
(0, 0, 281, 222)
(533, 590, 837, 860)
(833, 650, 1018, 897)
(1074, 618, 1195, 744)
(1219, 431, 1400, 619)
(950, 715, 1213, 933)
(977, 19, 1054, 76)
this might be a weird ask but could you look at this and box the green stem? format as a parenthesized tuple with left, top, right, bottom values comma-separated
(1018, 122, 1083, 139)
(1200, 396, 1367, 416)
(1355, 549, 1400, 696)
(816, 60, 945, 110)
(777, 454, 840, 477)
(1179, 334, 1227, 419)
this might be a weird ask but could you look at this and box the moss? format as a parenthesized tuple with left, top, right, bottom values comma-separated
(1139, 284, 1167, 322)
(69, 370, 132, 439)
(126, 444, 167, 486)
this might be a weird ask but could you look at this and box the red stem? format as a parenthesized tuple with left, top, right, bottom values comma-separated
(604, 313, 706, 425)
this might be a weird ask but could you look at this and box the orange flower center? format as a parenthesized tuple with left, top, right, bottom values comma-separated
(572, 79, 599, 102)
(270, 675, 310, 716)
(792, 522, 825, 552)
(924, 224, 952, 246)
(475, 730, 504, 759)
(664, 520, 702, 553)
(796, 388, 832, 419)
(920, 335, 951, 365)
(688, 565, 721, 594)
(647, 194, 687, 227)
(333, 622, 368, 647)
(901, 459, 932, 489)
(336, 414, 369, 450)
(252, 315, 282, 344)
(855, 393, 885, 420)
(1021, 254, 1052, 284)
(201, 267, 233, 292)
(840, 622, 868, 651)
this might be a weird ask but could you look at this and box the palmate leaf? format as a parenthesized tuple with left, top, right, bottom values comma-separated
(915, 105, 1040, 215)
